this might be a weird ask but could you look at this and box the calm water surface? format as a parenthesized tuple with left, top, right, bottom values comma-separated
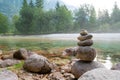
(0, 33, 120, 69)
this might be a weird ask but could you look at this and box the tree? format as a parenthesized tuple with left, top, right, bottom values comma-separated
(0, 13, 9, 34)
(74, 4, 90, 31)
(36, 0, 44, 8)
(111, 2, 120, 23)
(15, 0, 34, 34)
(54, 3, 73, 32)
(29, 0, 34, 7)
(97, 9, 110, 25)
(11, 15, 19, 33)
(89, 6, 97, 31)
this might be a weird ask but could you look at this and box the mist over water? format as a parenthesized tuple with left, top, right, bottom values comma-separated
(93, 33, 120, 41)
(34, 33, 120, 41)
(1, 33, 120, 41)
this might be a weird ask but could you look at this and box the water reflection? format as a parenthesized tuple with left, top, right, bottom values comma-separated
(95, 55, 112, 69)
(102, 55, 112, 69)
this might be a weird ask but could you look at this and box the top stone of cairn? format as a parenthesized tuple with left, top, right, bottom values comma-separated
(80, 29, 88, 36)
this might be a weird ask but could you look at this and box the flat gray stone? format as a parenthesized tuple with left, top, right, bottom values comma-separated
(0, 69, 18, 80)
(78, 68, 120, 80)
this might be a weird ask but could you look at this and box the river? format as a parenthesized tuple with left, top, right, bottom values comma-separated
(0, 33, 120, 69)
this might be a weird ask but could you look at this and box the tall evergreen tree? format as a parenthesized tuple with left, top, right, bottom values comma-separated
(97, 9, 110, 25)
(54, 2, 73, 32)
(29, 0, 34, 7)
(89, 6, 97, 31)
(74, 5, 89, 30)
(0, 13, 9, 34)
(15, 0, 34, 34)
(36, 0, 44, 8)
(111, 2, 120, 23)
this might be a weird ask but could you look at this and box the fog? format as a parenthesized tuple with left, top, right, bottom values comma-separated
(1, 33, 120, 41)
(32, 33, 120, 41)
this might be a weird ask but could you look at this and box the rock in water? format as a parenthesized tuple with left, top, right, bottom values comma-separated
(77, 39, 93, 46)
(76, 46, 96, 61)
(71, 61, 105, 79)
(23, 54, 52, 74)
(0, 69, 18, 80)
(77, 34, 93, 41)
(78, 68, 120, 80)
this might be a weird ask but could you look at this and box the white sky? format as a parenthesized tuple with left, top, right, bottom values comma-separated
(61, 0, 120, 12)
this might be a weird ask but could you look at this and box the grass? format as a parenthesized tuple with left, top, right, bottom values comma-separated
(7, 61, 24, 70)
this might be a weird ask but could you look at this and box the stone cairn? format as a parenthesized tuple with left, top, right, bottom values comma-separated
(71, 30, 105, 79)
(76, 29, 96, 61)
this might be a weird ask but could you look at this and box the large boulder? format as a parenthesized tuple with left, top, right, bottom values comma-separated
(76, 46, 96, 61)
(77, 34, 93, 41)
(78, 68, 120, 80)
(23, 54, 52, 74)
(13, 48, 33, 60)
(71, 61, 105, 79)
(77, 39, 93, 46)
(111, 62, 120, 70)
(0, 69, 18, 80)
(0, 59, 20, 68)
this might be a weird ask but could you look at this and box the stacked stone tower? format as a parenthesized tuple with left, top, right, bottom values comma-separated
(71, 30, 105, 79)
(76, 29, 96, 61)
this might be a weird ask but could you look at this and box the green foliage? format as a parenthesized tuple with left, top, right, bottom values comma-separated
(14, 0, 73, 34)
(74, 4, 96, 31)
(97, 10, 110, 25)
(54, 3, 73, 32)
(110, 22, 120, 32)
(97, 23, 110, 32)
(0, 13, 9, 34)
(96, 2, 120, 32)
(29, 0, 34, 7)
(111, 2, 120, 23)
(3, 1, 120, 34)
(88, 6, 97, 31)
(11, 15, 19, 33)
(15, 0, 34, 34)
(7, 61, 24, 70)
(36, 0, 44, 8)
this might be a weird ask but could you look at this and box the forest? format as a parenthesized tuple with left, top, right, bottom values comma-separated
(0, 0, 120, 35)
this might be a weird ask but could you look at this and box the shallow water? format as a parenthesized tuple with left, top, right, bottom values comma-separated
(0, 33, 120, 69)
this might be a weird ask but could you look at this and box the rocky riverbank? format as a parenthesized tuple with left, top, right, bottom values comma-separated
(0, 30, 120, 80)
(0, 48, 76, 80)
